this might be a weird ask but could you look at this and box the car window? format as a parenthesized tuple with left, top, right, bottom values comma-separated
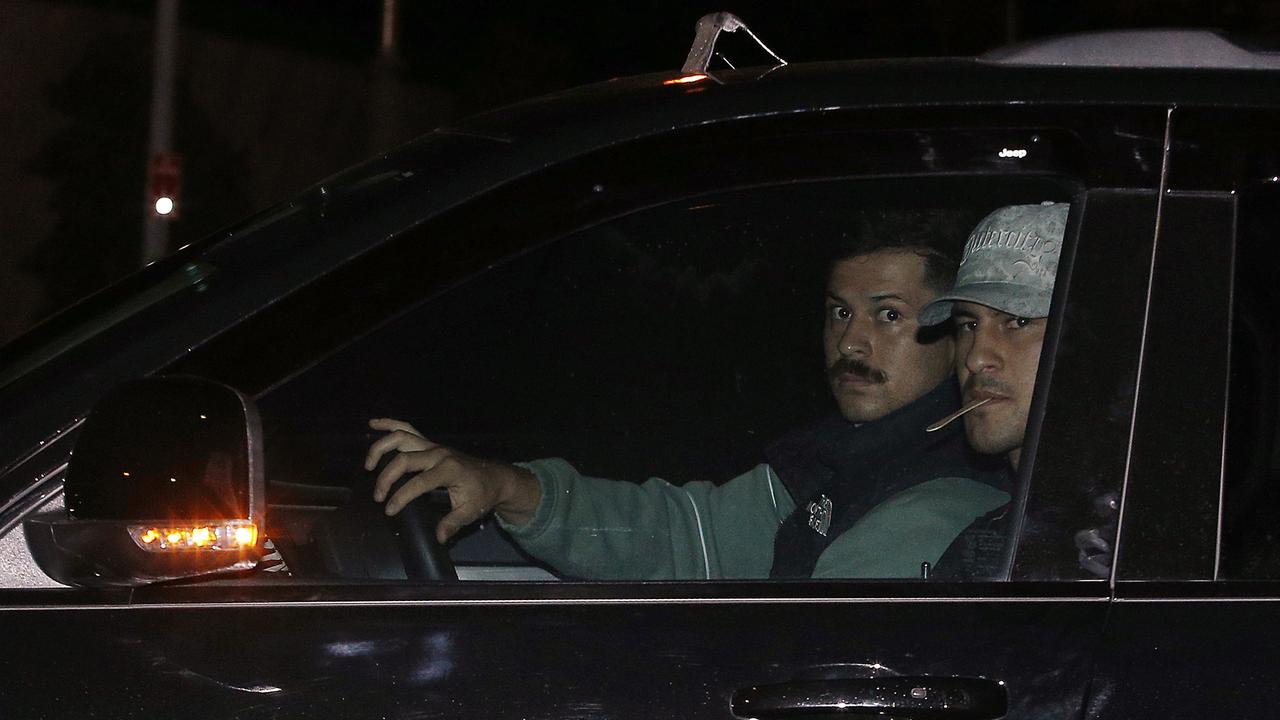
(1222, 185, 1280, 578)
(247, 174, 1078, 583)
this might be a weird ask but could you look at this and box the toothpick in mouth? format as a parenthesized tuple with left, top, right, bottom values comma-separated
(925, 397, 993, 433)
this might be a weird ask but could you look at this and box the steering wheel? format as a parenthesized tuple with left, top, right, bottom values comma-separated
(386, 477, 458, 581)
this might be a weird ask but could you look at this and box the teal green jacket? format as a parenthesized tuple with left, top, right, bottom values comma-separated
(500, 458, 1009, 580)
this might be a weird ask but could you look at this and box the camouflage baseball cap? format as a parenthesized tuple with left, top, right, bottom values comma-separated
(919, 202, 1068, 326)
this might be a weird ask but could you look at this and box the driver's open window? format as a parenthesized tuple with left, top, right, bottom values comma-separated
(254, 173, 1078, 584)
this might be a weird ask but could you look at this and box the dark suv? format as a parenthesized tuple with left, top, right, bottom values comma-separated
(3, 28, 1280, 719)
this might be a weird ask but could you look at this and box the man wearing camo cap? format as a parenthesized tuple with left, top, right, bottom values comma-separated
(919, 201, 1068, 471)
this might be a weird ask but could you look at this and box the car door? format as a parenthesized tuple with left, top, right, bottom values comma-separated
(0, 102, 1165, 719)
(1089, 104, 1280, 719)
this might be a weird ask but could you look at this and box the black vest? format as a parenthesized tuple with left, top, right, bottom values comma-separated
(765, 380, 1002, 578)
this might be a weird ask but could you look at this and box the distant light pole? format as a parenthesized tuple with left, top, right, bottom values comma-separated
(381, 0, 399, 57)
(370, 0, 401, 154)
(142, 0, 180, 266)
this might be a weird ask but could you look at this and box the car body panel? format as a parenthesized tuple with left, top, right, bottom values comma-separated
(2, 585, 1106, 719)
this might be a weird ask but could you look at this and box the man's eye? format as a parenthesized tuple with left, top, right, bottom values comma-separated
(830, 306, 852, 322)
(956, 320, 977, 332)
(1013, 317, 1032, 328)
(877, 308, 902, 322)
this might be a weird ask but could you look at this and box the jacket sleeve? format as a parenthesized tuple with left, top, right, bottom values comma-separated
(498, 458, 794, 580)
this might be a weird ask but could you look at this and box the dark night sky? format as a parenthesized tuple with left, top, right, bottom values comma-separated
(3, 0, 1278, 344)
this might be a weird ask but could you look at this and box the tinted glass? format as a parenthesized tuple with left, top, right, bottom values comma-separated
(1223, 186, 1280, 578)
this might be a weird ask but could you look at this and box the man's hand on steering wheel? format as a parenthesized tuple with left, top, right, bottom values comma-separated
(365, 418, 540, 543)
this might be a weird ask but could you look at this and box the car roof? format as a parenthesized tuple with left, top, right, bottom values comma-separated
(308, 50, 1280, 215)
(983, 29, 1280, 70)
(445, 55, 1280, 149)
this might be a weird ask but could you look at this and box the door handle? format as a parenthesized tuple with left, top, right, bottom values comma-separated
(731, 676, 1006, 719)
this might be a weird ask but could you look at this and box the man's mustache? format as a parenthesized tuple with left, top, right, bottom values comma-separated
(828, 357, 887, 384)
(963, 375, 1013, 399)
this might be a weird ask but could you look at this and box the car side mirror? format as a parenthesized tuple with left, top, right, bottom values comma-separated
(24, 376, 265, 587)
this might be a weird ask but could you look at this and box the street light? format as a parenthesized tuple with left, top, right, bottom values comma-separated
(143, 0, 179, 264)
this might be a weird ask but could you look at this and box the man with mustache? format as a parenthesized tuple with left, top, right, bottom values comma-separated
(366, 211, 1012, 579)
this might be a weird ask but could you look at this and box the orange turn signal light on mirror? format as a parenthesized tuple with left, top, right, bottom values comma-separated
(663, 73, 708, 85)
(129, 521, 257, 552)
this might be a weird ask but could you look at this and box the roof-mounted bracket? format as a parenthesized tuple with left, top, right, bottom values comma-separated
(681, 12, 787, 73)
